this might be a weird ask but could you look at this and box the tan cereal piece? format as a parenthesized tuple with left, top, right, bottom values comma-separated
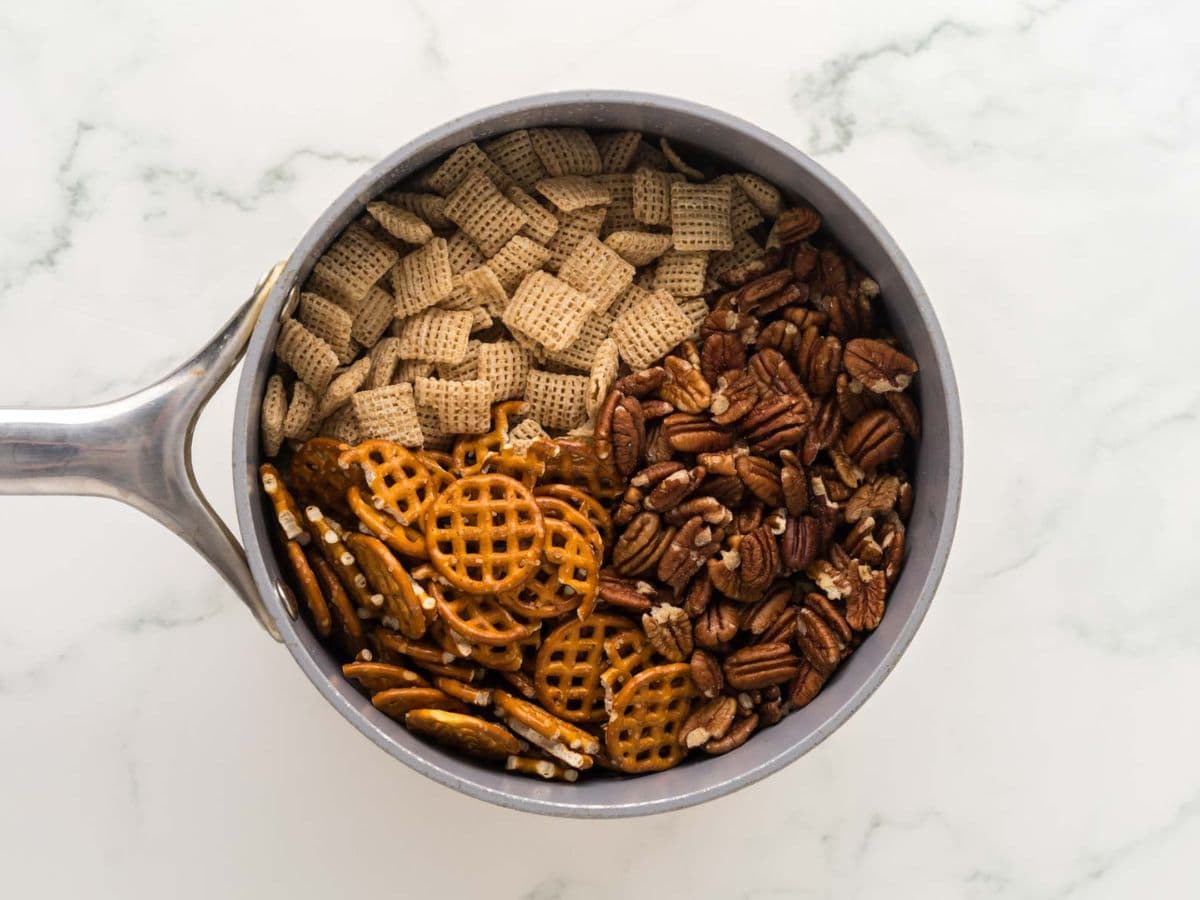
(676, 296, 710, 339)
(396, 358, 435, 382)
(660, 137, 704, 180)
(414, 377, 495, 434)
(535, 175, 611, 212)
(716, 174, 764, 234)
(366, 201, 434, 245)
(477, 341, 531, 401)
(461, 265, 509, 317)
(391, 236, 455, 317)
(298, 292, 354, 363)
(670, 181, 734, 252)
(316, 356, 372, 420)
(443, 169, 529, 257)
(482, 129, 549, 189)
(415, 403, 452, 450)
(654, 249, 709, 297)
(546, 310, 615, 373)
(506, 185, 559, 244)
(379, 191, 452, 229)
(508, 417, 550, 453)
(631, 139, 671, 170)
(545, 206, 607, 272)
(365, 337, 403, 389)
(437, 339, 481, 381)
(424, 142, 512, 195)
(446, 230, 487, 274)
(306, 225, 399, 309)
(587, 338, 620, 417)
(351, 284, 395, 347)
(596, 130, 642, 173)
(556, 234, 634, 314)
(351, 383, 424, 445)
(468, 305, 493, 333)
(276, 319, 339, 394)
(261, 374, 286, 456)
(632, 167, 679, 226)
(436, 277, 477, 311)
(611, 289, 694, 369)
(709, 231, 764, 282)
(594, 174, 637, 234)
(529, 128, 602, 177)
(320, 403, 362, 444)
(604, 230, 673, 267)
(733, 172, 783, 217)
(487, 235, 553, 292)
(282, 380, 318, 441)
(524, 369, 590, 431)
(501, 271, 595, 352)
(395, 308, 474, 363)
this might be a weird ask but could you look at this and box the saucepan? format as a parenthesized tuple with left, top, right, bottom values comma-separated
(0, 91, 962, 817)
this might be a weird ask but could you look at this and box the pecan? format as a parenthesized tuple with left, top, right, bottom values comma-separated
(614, 486, 644, 526)
(640, 399, 674, 419)
(656, 515, 723, 591)
(700, 308, 757, 342)
(720, 248, 782, 286)
(750, 348, 803, 397)
(741, 391, 813, 455)
(611, 512, 675, 577)
(843, 409, 904, 470)
(803, 591, 853, 644)
(663, 412, 735, 453)
(659, 355, 711, 413)
(703, 713, 758, 755)
(734, 454, 784, 507)
(689, 648, 724, 698)
(845, 475, 900, 523)
(808, 475, 841, 543)
(846, 564, 886, 631)
(681, 571, 714, 616)
(781, 515, 822, 572)
(801, 395, 843, 465)
(592, 389, 621, 461)
(814, 247, 847, 300)
(782, 306, 828, 331)
(709, 371, 760, 425)
(843, 339, 918, 393)
(742, 583, 793, 636)
(756, 320, 800, 356)
(788, 660, 827, 708)
(885, 390, 921, 438)
(789, 241, 819, 281)
(836, 373, 883, 423)
(614, 367, 667, 398)
(722, 269, 793, 314)
(641, 603, 693, 661)
(757, 282, 807, 317)
(759, 689, 789, 727)
(738, 524, 780, 595)
(734, 500, 764, 534)
(700, 331, 746, 385)
(664, 495, 733, 528)
(796, 606, 844, 675)
(644, 422, 673, 464)
(828, 442, 865, 489)
(775, 206, 822, 244)
(723, 643, 801, 689)
(696, 448, 745, 477)
(843, 517, 884, 567)
(702, 474, 745, 507)
(879, 517, 906, 586)
(679, 696, 737, 748)
(825, 290, 872, 340)
(630, 461, 685, 489)
(897, 480, 914, 521)
(795, 326, 841, 396)
(694, 599, 741, 649)
(611, 394, 646, 476)
(778, 449, 808, 515)
(756, 605, 798, 645)
(644, 465, 705, 513)
(807, 557, 853, 600)
(597, 572, 655, 614)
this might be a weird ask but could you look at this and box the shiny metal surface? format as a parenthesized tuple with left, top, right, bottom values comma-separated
(0, 263, 285, 640)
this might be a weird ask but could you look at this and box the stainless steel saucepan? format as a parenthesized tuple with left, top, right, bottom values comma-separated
(0, 91, 962, 817)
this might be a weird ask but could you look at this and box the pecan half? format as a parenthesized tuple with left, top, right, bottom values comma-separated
(611, 394, 646, 476)
(703, 713, 758, 755)
(644, 465, 705, 513)
(776, 207, 821, 244)
(694, 599, 741, 649)
(742, 583, 793, 636)
(738, 524, 780, 596)
(679, 696, 737, 748)
(879, 517, 906, 586)
(663, 413, 735, 453)
(750, 348, 803, 397)
(741, 392, 813, 455)
(689, 648, 724, 698)
(640, 399, 674, 420)
(593, 389, 621, 461)
(611, 512, 675, 577)
(631, 461, 685, 489)
(844, 475, 900, 522)
(597, 572, 655, 614)
(835, 373, 883, 423)
(807, 557, 853, 600)
(788, 660, 827, 708)
(885, 390, 921, 439)
(614, 367, 667, 398)
(756, 320, 800, 356)
(723, 643, 801, 689)
(795, 326, 841, 396)
(781, 515, 822, 572)
(657, 515, 723, 591)
(681, 571, 714, 616)
(845, 564, 887, 631)
(843, 339, 918, 393)
(701, 332, 747, 385)
(828, 442, 865, 489)
(795, 606, 843, 675)
(734, 454, 783, 507)
(802, 395, 843, 465)
(641, 603, 693, 661)
(803, 591, 853, 644)
(664, 495, 733, 528)
(789, 241, 820, 281)
(779, 449, 808, 515)
(843, 409, 904, 470)
(659, 355, 712, 413)
(723, 269, 793, 314)
(709, 371, 761, 425)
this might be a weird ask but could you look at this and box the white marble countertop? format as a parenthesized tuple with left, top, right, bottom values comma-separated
(2, 1, 1197, 896)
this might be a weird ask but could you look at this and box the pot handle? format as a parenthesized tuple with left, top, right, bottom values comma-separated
(0, 263, 285, 641)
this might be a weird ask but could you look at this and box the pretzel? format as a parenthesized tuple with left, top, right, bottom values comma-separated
(539, 438, 623, 499)
(374, 632, 484, 682)
(284, 542, 332, 638)
(534, 614, 635, 723)
(481, 439, 558, 489)
(343, 661, 428, 692)
(372, 687, 467, 720)
(604, 663, 696, 773)
(494, 511, 593, 620)
(404, 709, 522, 760)
(260, 464, 307, 544)
(598, 628, 660, 712)
(433, 582, 535, 646)
(347, 487, 429, 560)
(451, 400, 526, 476)
(345, 534, 429, 639)
(424, 474, 545, 594)
(311, 553, 366, 656)
(434, 677, 493, 707)
(534, 483, 614, 549)
(535, 496, 601, 618)
(288, 437, 362, 519)
(337, 440, 435, 527)
(304, 505, 379, 615)
(492, 690, 599, 770)
(431, 622, 526, 673)
(505, 755, 579, 782)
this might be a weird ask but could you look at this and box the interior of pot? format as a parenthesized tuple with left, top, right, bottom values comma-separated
(233, 91, 962, 817)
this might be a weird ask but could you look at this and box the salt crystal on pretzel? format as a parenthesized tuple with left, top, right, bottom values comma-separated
(546, 310, 615, 373)
(261, 374, 286, 457)
(316, 356, 372, 420)
(391, 236, 455, 317)
(632, 167, 682, 226)
(351, 383, 424, 446)
(395, 308, 473, 364)
(461, 265, 509, 317)
(595, 130, 642, 173)
(477, 340, 531, 401)
(654, 249, 709, 297)
(351, 284, 395, 347)
(502, 271, 595, 352)
(594, 174, 636, 234)
(715, 174, 764, 234)
(505, 186, 559, 244)
(604, 230, 673, 267)
(556, 234, 634, 314)
(298, 292, 354, 363)
(525, 369, 590, 431)
(366, 201, 433, 245)
(306, 225, 398, 310)
(544, 206, 607, 272)
(379, 190, 452, 229)
(282, 380, 318, 441)
(670, 181, 734, 252)
(660, 137, 705, 180)
(482, 129, 549, 190)
(445, 230, 486, 274)
(587, 338, 620, 418)
(415, 377, 494, 434)
(437, 339, 481, 381)
(529, 128, 602, 177)
(733, 172, 783, 217)
(486, 235, 551, 291)
(424, 141, 513, 195)
(276, 319, 339, 394)
(535, 175, 611, 212)
(443, 169, 529, 257)
(611, 289, 694, 369)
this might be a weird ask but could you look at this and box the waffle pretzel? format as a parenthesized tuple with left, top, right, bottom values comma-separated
(451, 400, 527, 476)
(604, 663, 696, 773)
(260, 464, 307, 544)
(347, 486, 429, 560)
(345, 534, 428, 639)
(404, 709, 522, 760)
(540, 438, 623, 499)
(289, 437, 362, 518)
(535, 483, 613, 549)
(430, 621, 526, 673)
(338, 440, 434, 527)
(372, 687, 466, 719)
(284, 541, 331, 638)
(535, 496, 601, 619)
(599, 628, 661, 713)
(433, 582, 536, 647)
(534, 614, 635, 723)
(482, 439, 559, 489)
(424, 474, 545, 594)
(343, 661, 428, 692)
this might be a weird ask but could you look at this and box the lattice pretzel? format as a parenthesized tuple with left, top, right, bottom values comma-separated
(434, 583, 535, 647)
(338, 440, 434, 527)
(534, 614, 635, 723)
(347, 486, 429, 560)
(604, 663, 696, 773)
(451, 400, 527, 476)
(346, 533, 428, 640)
(533, 483, 613, 549)
(288, 437, 361, 519)
(539, 438, 624, 499)
(536, 496, 601, 619)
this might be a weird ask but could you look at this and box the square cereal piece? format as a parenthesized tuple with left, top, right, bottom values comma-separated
(670, 181, 734, 252)
(282, 380, 318, 442)
(261, 374, 286, 457)
(709, 231, 765, 283)
(608, 282, 655, 320)
(424, 142, 512, 195)
(676, 296, 710, 339)
(298, 292, 353, 363)
(506, 185, 560, 244)
(525, 370, 590, 431)
(437, 339, 481, 381)
(508, 417, 551, 453)
(487, 235, 552, 291)
(366, 201, 434, 245)
(320, 403, 362, 445)
(392, 236, 454, 317)
(307, 225, 399, 309)
(611, 289, 694, 369)
(529, 128, 602, 177)
(545, 205, 607, 272)
(415, 377, 494, 434)
(632, 167, 682, 226)
(396, 358, 435, 382)
(415, 403, 452, 450)
(733, 172, 783, 217)
(502, 270, 595, 352)
(461, 265, 509, 317)
(379, 191, 452, 229)
(352, 383, 424, 445)
(478, 340, 531, 400)
(594, 174, 637, 234)
(535, 176, 611, 212)
(443, 169, 529, 257)
(587, 337, 620, 417)
(547, 310, 615, 372)
(482, 129, 549, 190)
(715, 175, 764, 234)
(604, 230, 673, 267)
(445, 230, 486, 274)
(276, 319, 339, 394)
(395, 308, 474, 363)
(351, 283, 395, 347)
(557, 234, 634, 314)
(654, 250, 709, 297)
(595, 131, 642, 173)
(366, 336, 403, 389)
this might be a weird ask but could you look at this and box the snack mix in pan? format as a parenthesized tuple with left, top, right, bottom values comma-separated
(260, 128, 920, 779)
